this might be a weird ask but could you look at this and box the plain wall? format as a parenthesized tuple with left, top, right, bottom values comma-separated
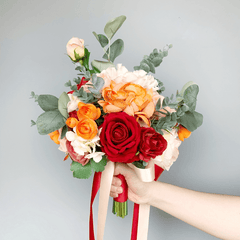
(0, 0, 240, 239)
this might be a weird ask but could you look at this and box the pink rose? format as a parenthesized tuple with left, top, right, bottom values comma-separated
(66, 140, 89, 166)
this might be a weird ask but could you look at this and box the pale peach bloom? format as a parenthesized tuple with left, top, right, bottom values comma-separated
(66, 37, 85, 60)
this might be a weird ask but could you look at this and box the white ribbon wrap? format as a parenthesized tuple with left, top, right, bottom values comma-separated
(129, 161, 155, 240)
(96, 160, 155, 240)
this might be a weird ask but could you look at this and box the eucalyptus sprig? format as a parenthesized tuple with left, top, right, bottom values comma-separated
(134, 44, 172, 74)
(92, 15, 126, 72)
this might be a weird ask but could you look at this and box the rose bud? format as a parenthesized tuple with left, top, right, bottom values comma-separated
(66, 37, 85, 61)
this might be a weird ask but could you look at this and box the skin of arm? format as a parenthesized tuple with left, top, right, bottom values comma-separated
(110, 163, 240, 240)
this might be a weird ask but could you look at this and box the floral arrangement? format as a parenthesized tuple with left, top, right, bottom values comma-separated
(31, 15, 203, 240)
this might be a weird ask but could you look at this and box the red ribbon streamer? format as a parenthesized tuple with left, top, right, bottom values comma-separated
(89, 171, 102, 240)
(113, 174, 128, 203)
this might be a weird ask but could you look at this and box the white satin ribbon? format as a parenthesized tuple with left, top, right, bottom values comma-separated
(129, 161, 155, 240)
(96, 160, 154, 240)
(97, 161, 115, 240)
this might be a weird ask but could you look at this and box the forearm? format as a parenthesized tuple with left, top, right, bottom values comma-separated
(148, 181, 240, 240)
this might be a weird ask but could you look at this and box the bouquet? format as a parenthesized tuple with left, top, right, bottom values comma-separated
(31, 15, 203, 240)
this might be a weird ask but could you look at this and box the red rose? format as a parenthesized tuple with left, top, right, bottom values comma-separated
(138, 127, 167, 162)
(100, 112, 141, 163)
(66, 140, 89, 166)
(68, 77, 88, 94)
(69, 110, 78, 119)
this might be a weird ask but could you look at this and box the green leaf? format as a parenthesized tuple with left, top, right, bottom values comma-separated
(64, 80, 72, 87)
(30, 91, 39, 102)
(155, 98, 161, 111)
(36, 109, 66, 135)
(104, 15, 126, 40)
(38, 95, 58, 112)
(91, 60, 115, 72)
(93, 32, 109, 48)
(103, 39, 124, 62)
(132, 161, 146, 169)
(83, 47, 90, 70)
(31, 120, 36, 126)
(178, 111, 203, 132)
(61, 125, 68, 139)
(90, 156, 107, 172)
(70, 161, 92, 179)
(73, 77, 81, 84)
(71, 85, 78, 91)
(58, 92, 70, 119)
(183, 84, 199, 112)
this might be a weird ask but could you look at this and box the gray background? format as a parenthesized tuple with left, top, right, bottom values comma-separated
(1, 0, 240, 239)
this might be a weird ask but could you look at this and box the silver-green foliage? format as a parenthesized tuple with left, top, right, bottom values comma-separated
(152, 81, 203, 134)
(31, 93, 70, 135)
(134, 44, 173, 74)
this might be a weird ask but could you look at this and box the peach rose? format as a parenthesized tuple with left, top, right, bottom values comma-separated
(66, 37, 85, 61)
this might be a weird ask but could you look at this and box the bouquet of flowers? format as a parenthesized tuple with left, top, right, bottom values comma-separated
(31, 15, 203, 240)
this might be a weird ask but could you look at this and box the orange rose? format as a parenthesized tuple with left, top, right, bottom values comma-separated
(77, 102, 101, 121)
(66, 117, 79, 128)
(178, 125, 191, 141)
(76, 118, 98, 140)
(48, 130, 60, 144)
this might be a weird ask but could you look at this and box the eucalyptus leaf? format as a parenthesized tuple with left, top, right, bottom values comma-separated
(58, 92, 70, 119)
(36, 109, 66, 135)
(70, 161, 92, 179)
(61, 125, 68, 139)
(64, 80, 72, 87)
(104, 15, 126, 40)
(94, 33, 109, 48)
(31, 120, 36, 126)
(103, 39, 124, 62)
(183, 84, 199, 112)
(91, 60, 115, 72)
(38, 95, 58, 111)
(178, 111, 203, 132)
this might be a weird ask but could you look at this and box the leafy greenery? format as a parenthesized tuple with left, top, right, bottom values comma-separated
(102, 39, 124, 62)
(58, 92, 70, 119)
(38, 95, 58, 112)
(134, 44, 172, 73)
(70, 161, 92, 179)
(73, 87, 95, 103)
(30, 91, 39, 102)
(61, 125, 68, 139)
(36, 109, 66, 135)
(91, 60, 115, 72)
(31, 120, 36, 126)
(132, 160, 148, 169)
(90, 155, 107, 172)
(93, 32, 109, 48)
(104, 15, 126, 40)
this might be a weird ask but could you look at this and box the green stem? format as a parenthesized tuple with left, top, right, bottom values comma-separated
(112, 199, 128, 218)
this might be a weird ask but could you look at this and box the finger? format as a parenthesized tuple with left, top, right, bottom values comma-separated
(112, 176, 122, 186)
(110, 185, 123, 194)
(114, 162, 134, 177)
(110, 191, 118, 198)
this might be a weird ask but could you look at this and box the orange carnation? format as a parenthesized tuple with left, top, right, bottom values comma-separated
(77, 102, 101, 121)
(76, 118, 98, 140)
(48, 130, 60, 144)
(178, 125, 191, 141)
(98, 81, 155, 124)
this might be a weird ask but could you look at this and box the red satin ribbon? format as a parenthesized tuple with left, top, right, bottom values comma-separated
(89, 171, 102, 240)
(131, 165, 164, 240)
(114, 174, 128, 203)
(89, 165, 164, 240)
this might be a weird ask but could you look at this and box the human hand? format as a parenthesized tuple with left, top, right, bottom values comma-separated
(110, 163, 152, 204)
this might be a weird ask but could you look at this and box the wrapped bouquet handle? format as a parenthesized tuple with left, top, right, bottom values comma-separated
(112, 174, 128, 218)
